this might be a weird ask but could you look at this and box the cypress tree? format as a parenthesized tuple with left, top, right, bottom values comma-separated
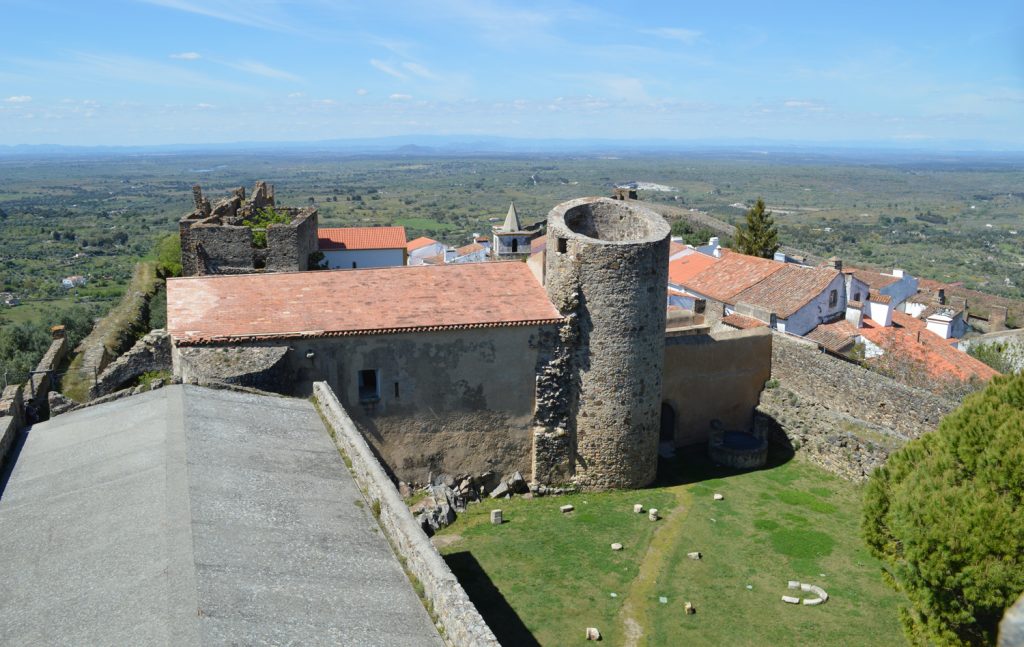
(734, 198, 780, 258)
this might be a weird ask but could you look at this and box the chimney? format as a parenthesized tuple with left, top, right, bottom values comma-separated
(829, 256, 842, 271)
(893, 268, 905, 279)
(935, 288, 946, 305)
(693, 298, 707, 314)
(845, 302, 863, 328)
(708, 236, 719, 248)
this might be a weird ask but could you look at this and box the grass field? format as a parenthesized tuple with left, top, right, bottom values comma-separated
(436, 449, 905, 646)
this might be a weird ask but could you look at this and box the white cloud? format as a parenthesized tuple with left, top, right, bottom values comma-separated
(288, 92, 305, 98)
(5, 95, 32, 103)
(371, 59, 407, 80)
(355, 88, 368, 95)
(220, 59, 302, 82)
(170, 52, 201, 60)
(784, 100, 826, 111)
(640, 27, 702, 44)
(138, 0, 296, 32)
(389, 93, 412, 100)
(197, 103, 215, 109)
(402, 62, 438, 80)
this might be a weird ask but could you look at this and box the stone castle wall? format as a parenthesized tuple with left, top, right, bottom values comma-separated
(542, 197, 670, 489)
(771, 333, 955, 439)
(89, 330, 171, 399)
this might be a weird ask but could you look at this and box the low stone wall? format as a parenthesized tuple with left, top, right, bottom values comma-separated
(313, 382, 499, 647)
(960, 329, 1024, 374)
(772, 333, 954, 439)
(27, 336, 68, 417)
(0, 384, 24, 465)
(89, 330, 171, 399)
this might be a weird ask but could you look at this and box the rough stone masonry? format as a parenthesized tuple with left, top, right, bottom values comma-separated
(539, 197, 671, 489)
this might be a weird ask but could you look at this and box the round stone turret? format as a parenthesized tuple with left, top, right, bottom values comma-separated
(545, 197, 670, 489)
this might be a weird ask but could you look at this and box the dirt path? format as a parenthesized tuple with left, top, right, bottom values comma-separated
(617, 487, 692, 647)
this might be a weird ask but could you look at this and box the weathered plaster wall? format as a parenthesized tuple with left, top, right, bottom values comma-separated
(175, 325, 551, 484)
(662, 327, 772, 446)
(313, 382, 499, 646)
(543, 197, 670, 489)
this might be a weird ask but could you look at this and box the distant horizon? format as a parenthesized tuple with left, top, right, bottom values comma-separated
(3, 134, 1024, 158)
(3, 2, 1022, 148)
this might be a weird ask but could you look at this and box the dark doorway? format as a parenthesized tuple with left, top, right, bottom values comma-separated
(660, 402, 676, 442)
(511, 239, 519, 253)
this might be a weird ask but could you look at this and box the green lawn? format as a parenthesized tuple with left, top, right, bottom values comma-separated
(436, 449, 905, 646)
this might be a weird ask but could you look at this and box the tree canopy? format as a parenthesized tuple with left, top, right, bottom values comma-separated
(734, 198, 779, 258)
(862, 373, 1024, 646)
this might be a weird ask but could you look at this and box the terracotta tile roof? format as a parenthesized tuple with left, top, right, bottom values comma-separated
(318, 226, 407, 250)
(668, 251, 719, 286)
(847, 300, 863, 309)
(721, 313, 768, 330)
(846, 267, 901, 289)
(669, 241, 689, 258)
(167, 263, 562, 345)
(804, 319, 859, 354)
(868, 292, 892, 304)
(456, 242, 485, 256)
(860, 311, 998, 383)
(407, 236, 440, 252)
(421, 252, 446, 265)
(732, 264, 840, 319)
(678, 251, 784, 303)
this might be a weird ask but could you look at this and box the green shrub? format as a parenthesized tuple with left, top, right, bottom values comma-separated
(862, 373, 1024, 645)
(242, 207, 291, 248)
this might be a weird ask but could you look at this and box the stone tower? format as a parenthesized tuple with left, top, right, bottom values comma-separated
(542, 197, 670, 489)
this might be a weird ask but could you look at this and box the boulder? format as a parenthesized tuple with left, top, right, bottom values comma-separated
(489, 481, 510, 499)
(507, 470, 528, 494)
(585, 627, 601, 641)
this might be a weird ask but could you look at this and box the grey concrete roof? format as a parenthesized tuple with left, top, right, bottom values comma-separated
(0, 385, 443, 646)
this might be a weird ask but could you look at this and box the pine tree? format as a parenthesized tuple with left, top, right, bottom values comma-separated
(734, 198, 779, 258)
(862, 373, 1024, 646)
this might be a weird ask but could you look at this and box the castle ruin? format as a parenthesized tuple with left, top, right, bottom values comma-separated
(179, 181, 319, 276)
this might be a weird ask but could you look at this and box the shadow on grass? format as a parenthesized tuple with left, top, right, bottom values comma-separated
(443, 551, 540, 647)
(652, 412, 795, 488)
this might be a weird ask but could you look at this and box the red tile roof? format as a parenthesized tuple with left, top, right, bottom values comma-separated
(318, 226, 407, 250)
(732, 264, 840, 319)
(407, 236, 440, 252)
(167, 263, 562, 345)
(668, 252, 719, 286)
(669, 241, 689, 258)
(721, 313, 768, 330)
(868, 292, 892, 304)
(531, 234, 547, 254)
(456, 242, 485, 256)
(804, 319, 859, 353)
(860, 311, 999, 383)
(679, 251, 784, 303)
(845, 267, 901, 289)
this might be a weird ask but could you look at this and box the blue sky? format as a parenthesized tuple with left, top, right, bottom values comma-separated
(1, 0, 1023, 147)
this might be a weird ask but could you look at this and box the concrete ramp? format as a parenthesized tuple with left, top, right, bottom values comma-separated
(0, 385, 443, 646)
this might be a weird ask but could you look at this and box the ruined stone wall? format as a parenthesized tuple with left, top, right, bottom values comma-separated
(26, 335, 68, 418)
(662, 327, 772, 446)
(543, 197, 670, 489)
(960, 328, 1024, 374)
(771, 332, 955, 439)
(179, 182, 318, 276)
(265, 208, 317, 272)
(89, 330, 171, 399)
(175, 324, 551, 484)
(0, 384, 24, 464)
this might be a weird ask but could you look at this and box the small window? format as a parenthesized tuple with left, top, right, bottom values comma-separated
(394, 382, 400, 398)
(352, 261, 357, 269)
(557, 237, 567, 253)
(511, 239, 519, 253)
(829, 289, 838, 307)
(358, 369, 379, 402)
(854, 292, 861, 301)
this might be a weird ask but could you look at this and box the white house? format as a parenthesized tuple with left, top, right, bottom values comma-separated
(449, 242, 488, 265)
(317, 226, 407, 269)
(61, 275, 87, 289)
(844, 266, 918, 308)
(406, 236, 447, 266)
